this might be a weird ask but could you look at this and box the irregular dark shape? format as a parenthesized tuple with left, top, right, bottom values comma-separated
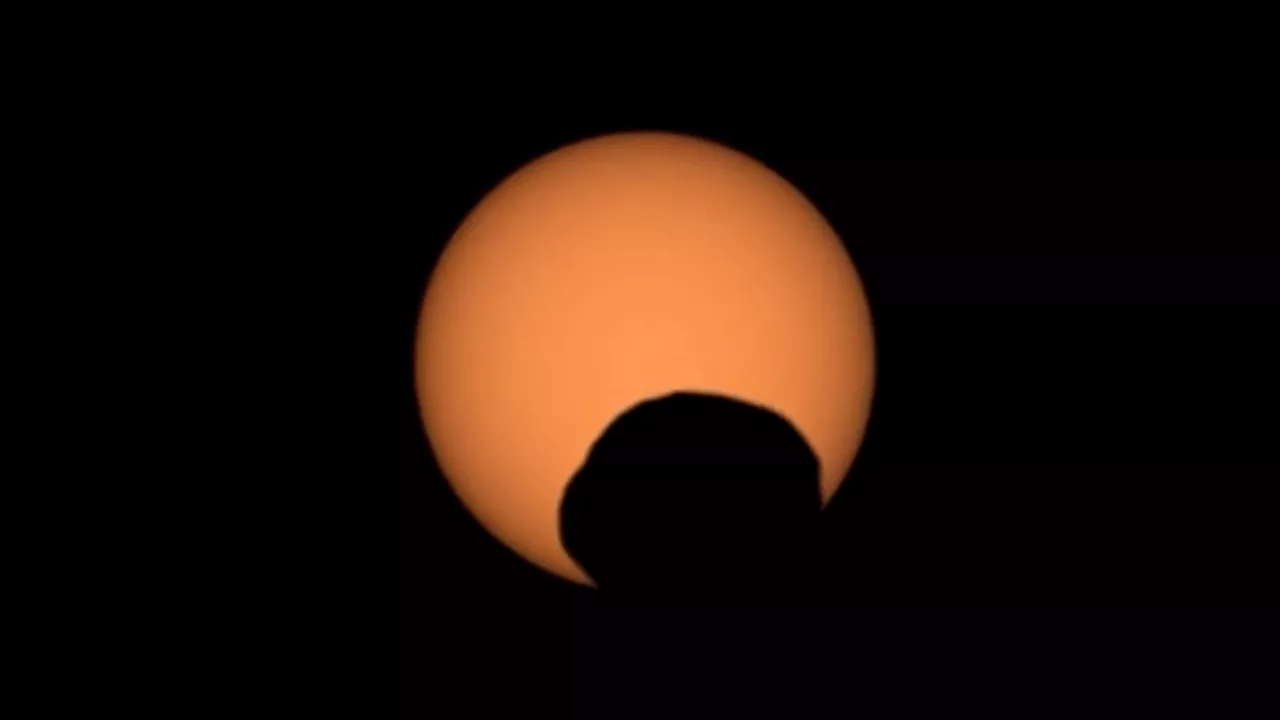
(559, 391, 822, 605)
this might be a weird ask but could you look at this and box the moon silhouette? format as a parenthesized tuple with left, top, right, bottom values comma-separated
(414, 131, 875, 585)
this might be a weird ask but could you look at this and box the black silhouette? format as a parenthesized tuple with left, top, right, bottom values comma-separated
(559, 391, 823, 606)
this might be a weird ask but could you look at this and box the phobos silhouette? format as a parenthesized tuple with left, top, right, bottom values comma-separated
(559, 392, 823, 606)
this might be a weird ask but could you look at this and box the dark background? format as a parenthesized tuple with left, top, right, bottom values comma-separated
(398, 86, 1275, 713)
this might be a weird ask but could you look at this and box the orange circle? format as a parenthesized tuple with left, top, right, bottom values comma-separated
(415, 132, 875, 585)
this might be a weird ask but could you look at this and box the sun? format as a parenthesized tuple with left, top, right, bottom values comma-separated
(415, 131, 875, 584)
